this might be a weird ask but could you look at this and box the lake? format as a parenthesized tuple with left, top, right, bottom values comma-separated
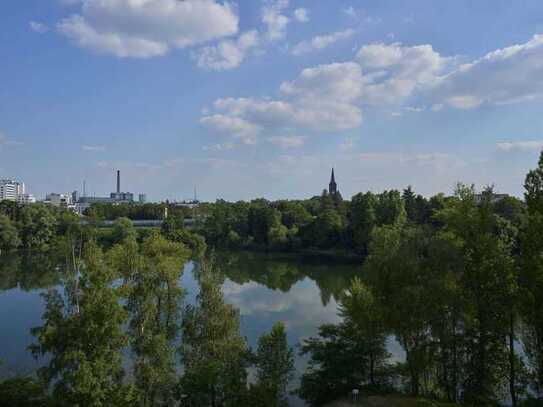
(0, 251, 393, 404)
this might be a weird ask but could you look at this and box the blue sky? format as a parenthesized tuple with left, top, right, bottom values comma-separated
(1, 0, 543, 202)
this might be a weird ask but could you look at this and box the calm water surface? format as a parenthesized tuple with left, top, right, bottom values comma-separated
(0, 251, 368, 404)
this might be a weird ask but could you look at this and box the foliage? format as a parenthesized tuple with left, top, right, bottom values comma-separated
(179, 259, 251, 407)
(254, 322, 295, 407)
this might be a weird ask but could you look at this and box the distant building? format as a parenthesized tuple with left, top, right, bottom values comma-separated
(139, 194, 147, 204)
(45, 193, 74, 209)
(328, 168, 338, 196)
(0, 179, 35, 204)
(474, 192, 510, 204)
(0, 179, 18, 201)
(17, 194, 36, 204)
(110, 170, 134, 202)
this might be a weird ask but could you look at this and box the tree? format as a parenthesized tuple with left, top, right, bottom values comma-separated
(521, 150, 543, 397)
(435, 184, 518, 404)
(254, 322, 294, 406)
(18, 204, 57, 251)
(349, 192, 378, 254)
(0, 214, 21, 254)
(180, 259, 250, 407)
(339, 278, 389, 387)
(110, 232, 190, 406)
(110, 217, 137, 244)
(375, 190, 406, 226)
(29, 241, 136, 406)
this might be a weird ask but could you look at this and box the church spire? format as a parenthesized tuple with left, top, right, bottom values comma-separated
(329, 168, 337, 195)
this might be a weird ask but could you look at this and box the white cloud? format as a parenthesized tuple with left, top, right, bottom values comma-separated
(202, 142, 235, 151)
(291, 29, 355, 56)
(200, 34, 543, 142)
(439, 34, 543, 109)
(29, 21, 49, 34)
(201, 114, 261, 144)
(202, 62, 364, 142)
(497, 141, 543, 153)
(268, 135, 306, 149)
(293, 8, 309, 23)
(342, 6, 357, 17)
(192, 30, 259, 71)
(82, 145, 106, 152)
(57, 0, 239, 58)
(356, 42, 449, 105)
(262, 0, 290, 41)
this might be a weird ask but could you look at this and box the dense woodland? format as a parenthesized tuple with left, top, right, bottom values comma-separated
(1, 152, 543, 406)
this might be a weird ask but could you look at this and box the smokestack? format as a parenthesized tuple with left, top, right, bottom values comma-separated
(116, 170, 120, 194)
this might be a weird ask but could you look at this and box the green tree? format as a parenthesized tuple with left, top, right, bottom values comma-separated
(18, 204, 57, 251)
(0, 213, 21, 254)
(339, 278, 389, 387)
(110, 233, 190, 406)
(180, 259, 250, 407)
(436, 184, 518, 404)
(521, 151, 543, 397)
(30, 241, 136, 406)
(110, 217, 137, 244)
(254, 322, 294, 406)
(349, 192, 377, 254)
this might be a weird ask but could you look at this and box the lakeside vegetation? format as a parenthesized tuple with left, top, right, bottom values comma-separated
(1, 152, 543, 406)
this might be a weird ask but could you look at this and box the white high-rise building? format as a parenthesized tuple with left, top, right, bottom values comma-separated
(0, 179, 20, 201)
(0, 179, 35, 204)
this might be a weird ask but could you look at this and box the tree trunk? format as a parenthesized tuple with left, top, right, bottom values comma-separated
(509, 312, 517, 407)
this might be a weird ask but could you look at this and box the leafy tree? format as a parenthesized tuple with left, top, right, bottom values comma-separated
(0, 214, 21, 254)
(180, 259, 250, 407)
(0, 376, 52, 407)
(254, 322, 294, 406)
(521, 150, 543, 397)
(349, 192, 378, 253)
(339, 278, 389, 387)
(436, 184, 518, 404)
(18, 204, 57, 251)
(375, 190, 406, 226)
(110, 232, 190, 406)
(30, 241, 136, 406)
(110, 217, 137, 244)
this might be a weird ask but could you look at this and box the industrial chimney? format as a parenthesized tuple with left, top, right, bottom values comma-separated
(116, 170, 121, 194)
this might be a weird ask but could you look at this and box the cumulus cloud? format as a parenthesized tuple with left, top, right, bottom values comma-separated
(200, 114, 261, 144)
(201, 34, 543, 143)
(192, 30, 259, 71)
(29, 21, 49, 33)
(497, 141, 543, 153)
(356, 42, 449, 105)
(268, 135, 306, 149)
(293, 8, 309, 23)
(439, 34, 543, 108)
(57, 0, 239, 58)
(262, 0, 290, 41)
(291, 28, 355, 56)
(342, 6, 357, 17)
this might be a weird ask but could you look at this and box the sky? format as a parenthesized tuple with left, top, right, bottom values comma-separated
(1, 0, 543, 202)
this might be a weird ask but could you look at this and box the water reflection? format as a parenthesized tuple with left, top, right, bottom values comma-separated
(0, 251, 362, 401)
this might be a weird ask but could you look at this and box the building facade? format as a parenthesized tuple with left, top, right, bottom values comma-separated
(0, 179, 35, 203)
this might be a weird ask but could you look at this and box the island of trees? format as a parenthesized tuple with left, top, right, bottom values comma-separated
(1, 152, 543, 406)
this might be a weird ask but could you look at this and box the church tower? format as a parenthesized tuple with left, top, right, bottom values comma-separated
(329, 168, 338, 195)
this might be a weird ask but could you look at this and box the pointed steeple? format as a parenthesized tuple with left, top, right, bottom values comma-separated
(329, 168, 337, 195)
